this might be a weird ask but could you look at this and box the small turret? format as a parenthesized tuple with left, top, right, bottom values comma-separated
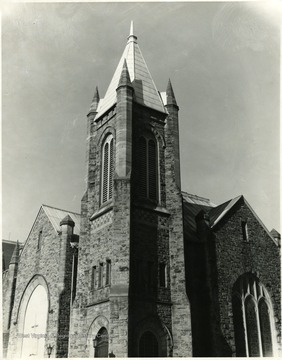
(117, 59, 132, 89)
(164, 78, 181, 188)
(88, 86, 100, 116)
(166, 79, 178, 107)
(60, 215, 75, 236)
(116, 59, 134, 178)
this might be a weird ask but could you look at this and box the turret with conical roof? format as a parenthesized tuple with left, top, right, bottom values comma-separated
(88, 86, 100, 116)
(165, 78, 181, 188)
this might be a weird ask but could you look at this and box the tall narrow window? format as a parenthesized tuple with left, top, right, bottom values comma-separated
(159, 263, 167, 288)
(91, 266, 96, 290)
(98, 263, 103, 288)
(37, 230, 42, 250)
(259, 299, 273, 356)
(241, 220, 249, 241)
(101, 135, 114, 204)
(139, 135, 158, 201)
(105, 260, 111, 286)
(232, 274, 274, 357)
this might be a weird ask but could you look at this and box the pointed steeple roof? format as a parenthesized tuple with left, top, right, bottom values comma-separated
(9, 240, 20, 265)
(166, 79, 178, 106)
(88, 86, 100, 114)
(96, 22, 166, 118)
(60, 214, 75, 227)
(118, 59, 132, 88)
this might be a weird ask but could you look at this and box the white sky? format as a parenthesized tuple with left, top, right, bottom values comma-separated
(2, 1, 280, 241)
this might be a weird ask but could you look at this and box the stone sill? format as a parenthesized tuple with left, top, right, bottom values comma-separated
(90, 204, 113, 221)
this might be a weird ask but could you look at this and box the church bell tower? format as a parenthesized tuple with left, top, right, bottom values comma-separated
(68, 22, 192, 357)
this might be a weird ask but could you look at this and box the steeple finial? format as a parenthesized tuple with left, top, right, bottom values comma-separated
(127, 20, 137, 43)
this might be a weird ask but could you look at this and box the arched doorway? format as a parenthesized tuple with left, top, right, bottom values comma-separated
(139, 331, 159, 357)
(94, 327, 109, 357)
(21, 285, 48, 357)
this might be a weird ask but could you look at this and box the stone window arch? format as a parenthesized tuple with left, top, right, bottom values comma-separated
(101, 134, 114, 204)
(232, 273, 275, 357)
(86, 315, 109, 358)
(133, 316, 170, 357)
(138, 133, 158, 201)
(15, 275, 50, 358)
(94, 327, 109, 358)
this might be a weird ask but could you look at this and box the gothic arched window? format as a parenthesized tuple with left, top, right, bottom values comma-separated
(139, 331, 159, 357)
(232, 274, 274, 357)
(139, 135, 158, 201)
(101, 134, 114, 204)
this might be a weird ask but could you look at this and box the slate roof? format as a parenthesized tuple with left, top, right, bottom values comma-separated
(96, 22, 166, 118)
(42, 205, 80, 235)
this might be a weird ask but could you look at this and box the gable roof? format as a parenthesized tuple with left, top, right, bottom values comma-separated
(209, 195, 242, 228)
(96, 22, 166, 118)
(183, 193, 277, 246)
(42, 205, 80, 235)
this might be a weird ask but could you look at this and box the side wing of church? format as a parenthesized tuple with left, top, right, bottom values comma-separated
(3, 23, 281, 358)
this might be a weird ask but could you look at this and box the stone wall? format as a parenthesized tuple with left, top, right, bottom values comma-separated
(212, 200, 281, 356)
(6, 208, 75, 358)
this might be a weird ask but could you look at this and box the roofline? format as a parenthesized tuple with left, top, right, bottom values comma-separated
(211, 195, 278, 246)
(2, 239, 24, 245)
(243, 197, 278, 246)
(210, 195, 242, 228)
(20, 205, 44, 259)
(42, 204, 80, 216)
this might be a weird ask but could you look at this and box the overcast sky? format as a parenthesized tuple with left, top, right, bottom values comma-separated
(2, 1, 280, 242)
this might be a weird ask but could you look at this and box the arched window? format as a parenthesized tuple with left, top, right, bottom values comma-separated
(232, 274, 274, 357)
(139, 331, 159, 357)
(139, 135, 158, 201)
(94, 327, 109, 358)
(101, 135, 114, 204)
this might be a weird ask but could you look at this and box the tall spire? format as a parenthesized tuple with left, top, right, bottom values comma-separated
(127, 20, 137, 43)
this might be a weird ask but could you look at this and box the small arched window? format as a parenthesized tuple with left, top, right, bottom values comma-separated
(139, 135, 158, 201)
(232, 274, 274, 357)
(101, 134, 114, 204)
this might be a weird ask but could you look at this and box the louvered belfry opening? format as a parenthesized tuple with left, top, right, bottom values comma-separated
(101, 134, 114, 204)
(139, 135, 158, 201)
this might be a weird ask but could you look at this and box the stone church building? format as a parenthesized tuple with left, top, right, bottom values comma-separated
(3, 23, 281, 358)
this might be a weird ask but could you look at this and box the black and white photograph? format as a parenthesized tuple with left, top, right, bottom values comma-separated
(2, 1, 281, 358)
